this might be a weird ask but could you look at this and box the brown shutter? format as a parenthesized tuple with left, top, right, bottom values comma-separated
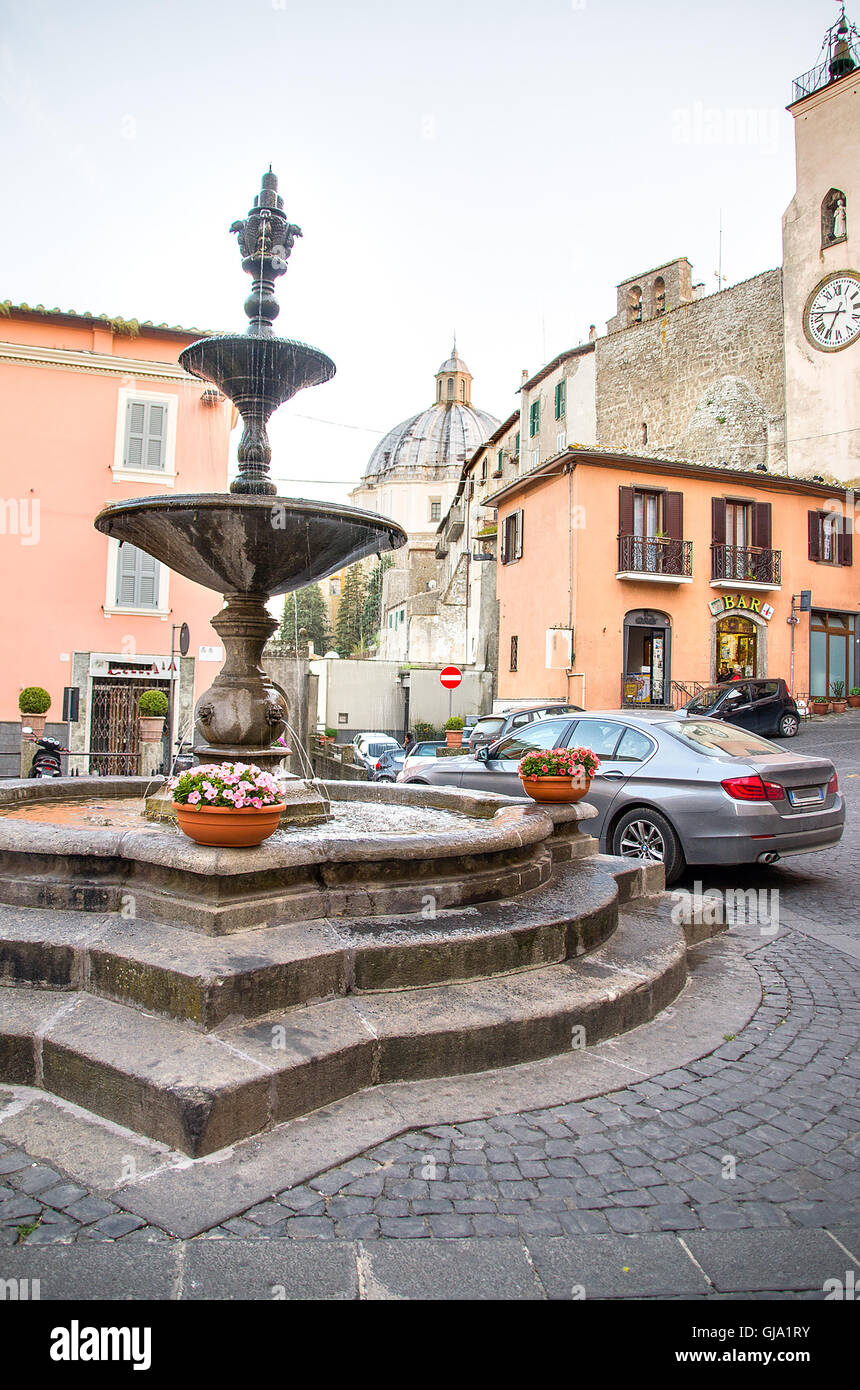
(515, 510, 524, 561)
(664, 491, 683, 539)
(711, 497, 726, 544)
(839, 522, 853, 566)
(808, 510, 821, 561)
(752, 501, 772, 549)
(619, 486, 634, 536)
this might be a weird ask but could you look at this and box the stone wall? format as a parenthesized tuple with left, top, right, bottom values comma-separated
(596, 269, 786, 471)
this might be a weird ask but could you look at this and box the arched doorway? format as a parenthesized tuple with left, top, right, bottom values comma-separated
(623, 609, 671, 705)
(715, 615, 757, 679)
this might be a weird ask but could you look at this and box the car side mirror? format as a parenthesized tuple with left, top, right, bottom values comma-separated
(477, 745, 489, 762)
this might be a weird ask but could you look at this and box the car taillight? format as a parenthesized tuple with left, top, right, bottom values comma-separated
(375, 761, 382, 769)
(721, 775, 784, 801)
(828, 772, 838, 795)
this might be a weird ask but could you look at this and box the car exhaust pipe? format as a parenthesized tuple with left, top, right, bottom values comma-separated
(757, 851, 780, 864)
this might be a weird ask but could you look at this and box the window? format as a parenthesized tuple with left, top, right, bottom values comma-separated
(509, 635, 518, 671)
(460, 380, 466, 401)
(565, 719, 628, 759)
(514, 431, 520, 458)
(554, 379, 566, 420)
(653, 277, 666, 315)
(556, 431, 566, 453)
(497, 448, 504, 473)
(430, 498, 441, 522)
(529, 399, 540, 436)
(114, 543, 160, 609)
(641, 422, 648, 447)
(530, 448, 540, 469)
(447, 377, 454, 400)
(501, 508, 523, 564)
(627, 285, 642, 324)
(113, 389, 177, 482)
(330, 577, 341, 595)
(494, 719, 572, 760)
(615, 727, 656, 762)
(481, 457, 488, 481)
(808, 509, 852, 565)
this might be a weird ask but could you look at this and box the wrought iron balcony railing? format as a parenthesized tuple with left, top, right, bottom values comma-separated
(711, 544, 781, 586)
(617, 534, 693, 577)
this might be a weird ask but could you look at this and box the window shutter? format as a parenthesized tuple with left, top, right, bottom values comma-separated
(500, 517, 508, 564)
(808, 510, 821, 561)
(664, 491, 683, 540)
(619, 486, 635, 536)
(138, 550, 159, 606)
(839, 521, 853, 566)
(711, 497, 727, 545)
(752, 501, 772, 549)
(125, 402, 146, 469)
(116, 544, 138, 606)
(145, 404, 165, 470)
(515, 509, 523, 560)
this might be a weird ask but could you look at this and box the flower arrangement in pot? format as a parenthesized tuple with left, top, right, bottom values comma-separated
(810, 694, 831, 714)
(138, 688, 169, 742)
(169, 762, 286, 847)
(444, 715, 465, 748)
(830, 680, 847, 714)
(518, 745, 600, 804)
(19, 686, 51, 737)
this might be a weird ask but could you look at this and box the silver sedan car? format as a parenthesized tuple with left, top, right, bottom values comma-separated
(396, 710, 844, 884)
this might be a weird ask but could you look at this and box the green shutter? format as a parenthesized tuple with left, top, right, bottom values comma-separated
(555, 380, 566, 419)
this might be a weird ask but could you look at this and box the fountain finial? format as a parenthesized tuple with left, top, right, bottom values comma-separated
(229, 169, 303, 337)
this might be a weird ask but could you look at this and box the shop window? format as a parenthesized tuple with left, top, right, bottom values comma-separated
(811, 611, 854, 697)
(510, 635, 518, 672)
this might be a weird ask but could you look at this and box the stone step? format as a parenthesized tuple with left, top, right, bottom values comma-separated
(0, 892, 685, 1156)
(0, 859, 662, 1027)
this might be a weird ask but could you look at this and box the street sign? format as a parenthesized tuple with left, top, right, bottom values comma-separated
(179, 622, 191, 656)
(440, 666, 462, 689)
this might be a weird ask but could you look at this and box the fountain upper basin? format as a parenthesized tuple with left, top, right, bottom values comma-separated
(94, 494, 406, 596)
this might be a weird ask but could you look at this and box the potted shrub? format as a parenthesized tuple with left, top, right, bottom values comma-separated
(413, 720, 436, 742)
(169, 762, 286, 847)
(444, 715, 465, 748)
(848, 687, 860, 709)
(830, 680, 847, 714)
(138, 689, 169, 742)
(18, 686, 51, 737)
(518, 745, 600, 804)
(810, 694, 831, 715)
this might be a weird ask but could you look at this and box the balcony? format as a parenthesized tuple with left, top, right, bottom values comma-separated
(444, 502, 464, 542)
(616, 535, 693, 583)
(710, 544, 781, 590)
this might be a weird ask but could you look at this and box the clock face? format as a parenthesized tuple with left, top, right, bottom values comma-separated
(804, 272, 860, 352)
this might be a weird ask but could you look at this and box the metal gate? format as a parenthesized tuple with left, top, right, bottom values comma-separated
(89, 678, 170, 775)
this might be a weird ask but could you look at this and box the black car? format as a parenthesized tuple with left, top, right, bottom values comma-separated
(685, 679, 800, 738)
(467, 703, 585, 752)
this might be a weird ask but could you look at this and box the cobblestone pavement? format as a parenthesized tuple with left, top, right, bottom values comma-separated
(2, 719, 859, 1247)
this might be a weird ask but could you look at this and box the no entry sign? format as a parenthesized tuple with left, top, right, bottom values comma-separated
(440, 666, 462, 689)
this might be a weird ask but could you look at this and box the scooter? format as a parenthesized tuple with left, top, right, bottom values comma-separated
(28, 735, 66, 778)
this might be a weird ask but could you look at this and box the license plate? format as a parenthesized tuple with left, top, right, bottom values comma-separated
(788, 785, 824, 806)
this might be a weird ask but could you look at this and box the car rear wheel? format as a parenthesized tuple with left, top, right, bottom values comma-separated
(778, 713, 799, 737)
(611, 807, 685, 885)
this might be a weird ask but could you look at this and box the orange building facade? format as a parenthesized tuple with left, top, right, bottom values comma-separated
(493, 448, 859, 711)
(0, 305, 234, 774)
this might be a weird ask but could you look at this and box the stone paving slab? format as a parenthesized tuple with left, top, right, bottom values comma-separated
(681, 1229, 858, 1293)
(525, 1233, 710, 1299)
(354, 1236, 543, 1300)
(182, 1238, 359, 1300)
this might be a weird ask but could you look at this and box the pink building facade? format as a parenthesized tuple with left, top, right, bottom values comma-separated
(0, 305, 234, 774)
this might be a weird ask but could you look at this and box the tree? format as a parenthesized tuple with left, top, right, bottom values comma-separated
(333, 564, 368, 656)
(362, 554, 393, 648)
(279, 584, 330, 655)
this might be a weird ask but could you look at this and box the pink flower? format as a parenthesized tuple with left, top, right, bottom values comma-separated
(187, 790, 201, 804)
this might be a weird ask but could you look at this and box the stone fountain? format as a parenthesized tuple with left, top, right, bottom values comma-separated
(95, 169, 406, 804)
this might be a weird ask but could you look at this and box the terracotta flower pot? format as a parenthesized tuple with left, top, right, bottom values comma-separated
(831, 700, 847, 714)
(811, 701, 831, 715)
(21, 714, 47, 737)
(139, 716, 166, 743)
(173, 801, 286, 848)
(446, 731, 463, 747)
(519, 773, 591, 804)
(848, 696, 860, 708)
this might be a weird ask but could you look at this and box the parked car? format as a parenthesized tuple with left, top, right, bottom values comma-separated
(352, 732, 400, 771)
(371, 747, 406, 782)
(397, 709, 843, 884)
(684, 679, 800, 738)
(467, 703, 584, 752)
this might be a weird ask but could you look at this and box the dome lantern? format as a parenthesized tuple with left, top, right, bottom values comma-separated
(435, 342, 473, 406)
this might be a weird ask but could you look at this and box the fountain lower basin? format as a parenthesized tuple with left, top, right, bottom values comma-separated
(0, 777, 596, 934)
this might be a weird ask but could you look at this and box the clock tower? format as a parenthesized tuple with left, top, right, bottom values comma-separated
(783, 8, 860, 480)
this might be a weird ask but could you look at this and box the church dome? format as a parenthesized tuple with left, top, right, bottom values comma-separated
(362, 346, 499, 480)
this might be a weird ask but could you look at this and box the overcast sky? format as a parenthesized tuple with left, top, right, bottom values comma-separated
(0, 0, 835, 500)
